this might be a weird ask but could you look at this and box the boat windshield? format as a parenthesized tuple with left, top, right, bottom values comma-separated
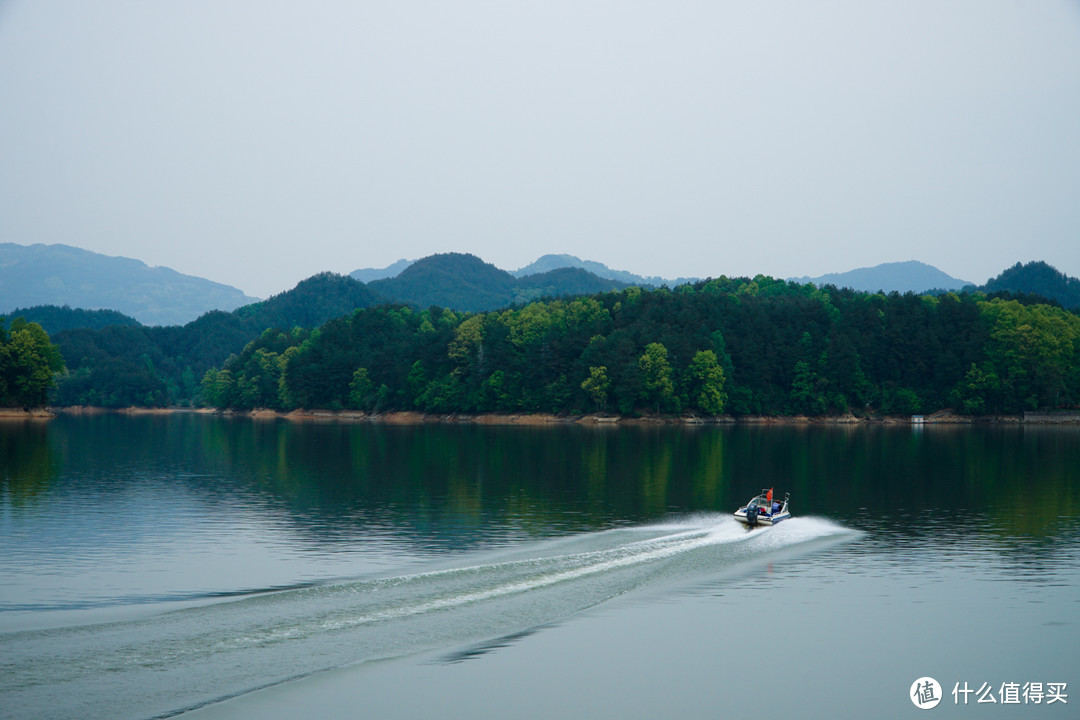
(744, 491, 788, 514)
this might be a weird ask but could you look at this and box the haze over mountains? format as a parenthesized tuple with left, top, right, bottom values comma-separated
(0, 243, 259, 325)
(351, 254, 698, 288)
(366, 253, 626, 312)
(3, 242, 1078, 329)
(348, 259, 416, 284)
(791, 261, 971, 293)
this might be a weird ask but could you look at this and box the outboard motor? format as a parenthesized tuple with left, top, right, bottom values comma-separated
(745, 501, 758, 528)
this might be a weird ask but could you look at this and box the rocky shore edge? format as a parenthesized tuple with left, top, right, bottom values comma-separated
(25, 406, 1080, 425)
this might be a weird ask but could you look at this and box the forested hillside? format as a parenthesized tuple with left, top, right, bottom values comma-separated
(201, 278, 1080, 417)
(51, 273, 384, 407)
(981, 261, 1080, 309)
(7, 306, 141, 335)
(513, 267, 627, 304)
(368, 253, 625, 311)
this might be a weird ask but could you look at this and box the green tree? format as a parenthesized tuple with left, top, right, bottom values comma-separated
(200, 368, 234, 408)
(580, 365, 611, 412)
(687, 350, 727, 414)
(448, 315, 485, 366)
(276, 346, 300, 409)
(639, 342, 676, 413)
(790, 359, 828, 414)
(954, 362, 1000, 415)
(349, 367, 374, 410)
(979, 299, 1080, 410)
(406, 360, 428, 407)
(0, 318, 66, 407)
(481, 370, 512, 410)
(881, 386, 922, 415)
(789, 332, 828, 414)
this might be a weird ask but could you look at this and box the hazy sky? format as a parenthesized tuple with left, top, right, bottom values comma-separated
(2, 1, 1078, 298)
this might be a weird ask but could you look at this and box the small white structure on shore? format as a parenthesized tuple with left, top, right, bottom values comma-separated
(911, 415, 925, 424)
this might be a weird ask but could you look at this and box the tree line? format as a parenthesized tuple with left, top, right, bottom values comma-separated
(200, 278, 1080, 416)
(9, 275, 1077, 415)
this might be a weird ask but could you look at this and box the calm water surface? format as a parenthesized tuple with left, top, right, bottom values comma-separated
(1, 415, 1077, 718)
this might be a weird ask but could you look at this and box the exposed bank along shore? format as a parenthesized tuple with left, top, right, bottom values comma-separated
(25, 406, 1080, 425)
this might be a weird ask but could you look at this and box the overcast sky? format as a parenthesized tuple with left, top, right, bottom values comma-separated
(1, 1, 1078, 298)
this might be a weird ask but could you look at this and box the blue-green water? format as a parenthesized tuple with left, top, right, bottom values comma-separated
(1, 415, 1077, 718)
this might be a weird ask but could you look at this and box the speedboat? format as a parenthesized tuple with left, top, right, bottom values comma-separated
(734, 489, 790, 528)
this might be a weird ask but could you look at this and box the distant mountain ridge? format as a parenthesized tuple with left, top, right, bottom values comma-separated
(792, 261, 971, 293)
(511, 254, 698, 287)
(352, 253, 696, 288)
(13, 240, 1077, 338)
(349, 259, 415, 283)
(0, 243, 259, 325)
(368, 253, 627, 312)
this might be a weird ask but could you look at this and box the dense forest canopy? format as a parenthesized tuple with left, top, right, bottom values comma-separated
(50, 272, 386, 407)
(12, 266, 1078, 415)
(43, 264, 631, 407)
(201, 277, 1080, 416)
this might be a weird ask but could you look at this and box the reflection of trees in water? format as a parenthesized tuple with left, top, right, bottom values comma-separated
(193, 422, 747, 542)
(962, 428, 1079, 540)
(7, 416, 1076, 551)
(0, 421, 58, 505)
(191, 421, 1080, 543)
(750, 424, 1079, 542)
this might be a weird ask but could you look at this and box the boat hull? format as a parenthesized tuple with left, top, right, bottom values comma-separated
(733, 510, 790, 526)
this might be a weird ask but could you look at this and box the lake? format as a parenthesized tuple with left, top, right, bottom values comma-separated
(1, 414, 1077, 718)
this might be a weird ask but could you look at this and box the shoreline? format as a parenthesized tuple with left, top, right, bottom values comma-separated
(0, 407, 56, 420)
(38, 406, 1080, 425)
